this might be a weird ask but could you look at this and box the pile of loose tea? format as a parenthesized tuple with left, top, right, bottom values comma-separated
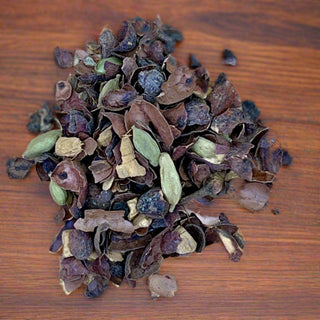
(7, 16, 292, 299)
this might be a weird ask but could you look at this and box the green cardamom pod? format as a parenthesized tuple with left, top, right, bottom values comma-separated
(97, 74, 120, 108)
(191, 137, 225, 164)
(132, 126, 160, 166)
(22, 129, 62, 159)
(95, 57, 122, 74)
(159, 152, 182, 212)
(49, 179, 68, 206)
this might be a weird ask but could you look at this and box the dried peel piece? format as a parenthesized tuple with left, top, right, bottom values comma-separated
(55, 137, 83, 158)
(157, 65, 196, 105)
(125, 98, 174, 148)
(148, 274, 177, 299)
(116, 135, 146, 178)
(74, 209, 134, 234)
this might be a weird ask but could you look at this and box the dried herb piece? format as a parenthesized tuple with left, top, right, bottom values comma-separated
(114, 21, 137, 52)
(6, 157, 33, 179)
(84, 274, 109, 298)
(125, 99, 174, 148)
(59, 257, 88, 294)
(62, 229, 93, 260)
(272, 208, 280, 215)
(75, 209, 134, 234)
(207, 73, 241, 116)
(97, 74, 121, 108)
(54, 46, 74, 69)
(242, 100, 260, 121)
(138, 69, 165, 102)
(116, 134, 146, 178)
(175, 226, 197, 255)
(27, 103, 53, 133)
(157, 66, 196, 105)
(222, 49, 237, 66)
(137, 189, 169, 219)
(99, 27, 116, 58)
(228, 179, 270, 211)
(55, 137, 83, 158)
(185, 97, 211, 126)
(191, 137, 226, 164)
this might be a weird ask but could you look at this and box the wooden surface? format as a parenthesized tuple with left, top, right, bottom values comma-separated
(0, 1, 319, 319)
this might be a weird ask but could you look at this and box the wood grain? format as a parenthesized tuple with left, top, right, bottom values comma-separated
(0, 1, 319, 319)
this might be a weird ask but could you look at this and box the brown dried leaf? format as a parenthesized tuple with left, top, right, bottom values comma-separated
(125, 98, 174, 148)
(157, 65, 196, 105)
(102, 112, 127, 138)
(74, 209, 134, 234)
(51, 160, 88, 208)
(102, 84, 138, 111)
(207, 73, 242, 116)
(88, 160, 113, 183)
(161, 102, 187, 131)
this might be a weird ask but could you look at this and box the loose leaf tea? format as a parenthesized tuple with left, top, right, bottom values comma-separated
(7, 16, 292, 300)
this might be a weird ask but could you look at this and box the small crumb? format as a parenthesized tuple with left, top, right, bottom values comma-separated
(222, 49, 237, 66)
(189, 53, 202, 69)
(242, 100, 260, 121)
(272, 209, 280, 215)
(282, 150, 293, 167)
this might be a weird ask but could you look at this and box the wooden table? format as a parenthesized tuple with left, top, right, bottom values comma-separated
(1, 1, 319, 319)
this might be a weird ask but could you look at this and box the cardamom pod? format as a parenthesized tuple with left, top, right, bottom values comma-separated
(132, 126, 160, 166)
(159, 152, 182, 212)
(97, 74, 120, 108)
(49, 179, 68, 205)
(22, 129, 62, 159)
(191, 137, 225, 164)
